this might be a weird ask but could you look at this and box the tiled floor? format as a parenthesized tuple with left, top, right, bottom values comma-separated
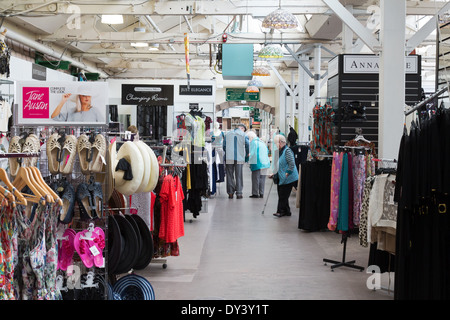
(135, 166, 394, 300)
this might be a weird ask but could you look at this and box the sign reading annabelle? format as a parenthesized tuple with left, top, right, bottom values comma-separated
(22, 87, 49, 118)
(343, 55, 418, 74)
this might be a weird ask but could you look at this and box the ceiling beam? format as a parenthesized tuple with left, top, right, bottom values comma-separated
(322, 0, 381, 52)
(405, 1, 450, 55)
(38, 31, 328, 45)
(0, 1, 445, 16)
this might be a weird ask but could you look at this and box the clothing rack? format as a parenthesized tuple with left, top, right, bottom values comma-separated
(405, 85, 449, 116)
(0, 152, 40, 158)
(323, 232, 365, 272)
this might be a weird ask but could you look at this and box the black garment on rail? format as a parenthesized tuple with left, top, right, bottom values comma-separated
(394, 108, 450, 300)
(298, 159, 332, 231)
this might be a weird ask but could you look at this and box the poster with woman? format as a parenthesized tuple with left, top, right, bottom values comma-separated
(16, 81, 108, 126)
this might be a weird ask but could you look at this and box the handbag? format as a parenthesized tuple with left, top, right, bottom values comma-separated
(342, 101, 367, 122)
(272, 172, 279, 185)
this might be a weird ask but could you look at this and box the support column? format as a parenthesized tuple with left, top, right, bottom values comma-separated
(290, 71, 296, 129)
(297, 54, 310, 142)
(342, 5, 354, 53)
(314, 44, 321, 104)
(378, 0, 406, 159)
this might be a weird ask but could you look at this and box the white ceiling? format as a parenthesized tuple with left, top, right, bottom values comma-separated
(0, 0, 447, 83)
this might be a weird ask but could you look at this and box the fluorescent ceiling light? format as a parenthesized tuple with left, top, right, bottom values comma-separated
(134, 27, 146, 33)
(101, 15, 123, 24)
(131, 42, 148, 47)
(149, 43, 160, 51)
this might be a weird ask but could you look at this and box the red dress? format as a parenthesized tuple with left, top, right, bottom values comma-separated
(158, 175, 185, 243)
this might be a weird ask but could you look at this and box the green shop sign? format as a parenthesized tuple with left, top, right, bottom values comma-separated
(226, 88, 260, 102)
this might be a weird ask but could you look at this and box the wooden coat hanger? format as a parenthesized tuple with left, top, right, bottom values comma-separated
(0, 168, 27, 206)
(0, 185, 15, 208)
(12, 167, 47, 205)
(25, 167, 54, 203)
(29, 167, 62, 206)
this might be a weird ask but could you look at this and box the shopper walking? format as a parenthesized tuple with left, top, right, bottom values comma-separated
(247, 131, 270, 198)
(223, 123, 249, 199)
(271, 134, 298, 217)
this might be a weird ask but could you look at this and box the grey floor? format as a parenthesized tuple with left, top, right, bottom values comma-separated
(135, 165, 394, 300)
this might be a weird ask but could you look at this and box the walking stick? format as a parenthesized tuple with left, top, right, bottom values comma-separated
(261, 179, 274, 214)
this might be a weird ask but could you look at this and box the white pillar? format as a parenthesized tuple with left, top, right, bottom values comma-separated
(290, 71, 296, 129)
(314, 44, 321, 104)
(342, 5, 354, 53)
(297, 54, 310, 142)
(378, 0, 406, 159)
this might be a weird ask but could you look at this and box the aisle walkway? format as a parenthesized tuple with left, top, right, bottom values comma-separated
(136, 165, 394, 300)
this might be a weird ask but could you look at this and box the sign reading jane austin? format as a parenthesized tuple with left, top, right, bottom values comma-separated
(121, 84, 174, 106)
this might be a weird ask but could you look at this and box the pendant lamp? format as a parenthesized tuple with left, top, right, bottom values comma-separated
(262, 0, 298, 29)
(252, 67, 270, 76)
(258, 45, 284, 58)
(245, 86, 259, 93)
(248, 78, 263, 87)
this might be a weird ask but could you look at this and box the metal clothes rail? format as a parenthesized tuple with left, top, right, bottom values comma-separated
(405, 85, 449, 116)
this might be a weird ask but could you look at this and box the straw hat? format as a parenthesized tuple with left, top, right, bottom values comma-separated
(133, 141, 151, 193)
(114, 141, 144, 196)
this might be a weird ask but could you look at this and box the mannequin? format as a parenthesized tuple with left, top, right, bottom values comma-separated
(0, 28, 10, 78)
(213, 122, 222, 137)
(211, 121, 225, 192)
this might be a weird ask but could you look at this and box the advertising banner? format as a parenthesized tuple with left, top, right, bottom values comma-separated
(16, 81, 109, 126)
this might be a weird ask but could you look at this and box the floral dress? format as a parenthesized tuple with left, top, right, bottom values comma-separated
(44, 204, 62, 300)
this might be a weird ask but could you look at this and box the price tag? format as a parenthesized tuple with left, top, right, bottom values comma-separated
(89, 245, 100, 257)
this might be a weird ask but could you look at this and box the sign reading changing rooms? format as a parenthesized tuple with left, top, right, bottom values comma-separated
(121, 84, 174, 105)
(179, 85, 213, 95)
(226, 88, 260, 102)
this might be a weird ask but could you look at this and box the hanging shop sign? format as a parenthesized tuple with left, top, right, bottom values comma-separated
(31, 63, 47, 81)
(179, 85, 213, 96)
(121, 84, 174, 105)
(343, 55, 418, 74)
(15, 81, 108, 126)
(226, 88, 260, 102)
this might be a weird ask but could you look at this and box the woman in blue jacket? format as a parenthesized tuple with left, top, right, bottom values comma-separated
(271, 134, 299, 217)
(247, 131, 270, 198)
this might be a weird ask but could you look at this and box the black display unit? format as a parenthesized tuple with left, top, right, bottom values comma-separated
(327, 54, 422, 152)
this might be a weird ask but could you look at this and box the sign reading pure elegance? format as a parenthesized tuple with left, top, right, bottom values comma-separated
(343, 55, 418, 74)
(121, 84, 174, 105)
(16, 81, 109, 126)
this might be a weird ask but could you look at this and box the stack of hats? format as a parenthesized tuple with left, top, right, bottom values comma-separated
(112, 141, 159, 196)
(112, 274, 155, 300)
(108, 213, 154, 275)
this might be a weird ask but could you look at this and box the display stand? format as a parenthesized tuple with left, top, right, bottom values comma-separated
(323, 232, 364, 272)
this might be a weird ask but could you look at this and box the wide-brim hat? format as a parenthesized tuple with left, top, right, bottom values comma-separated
(140, 143, 159, 193)
(133, 141, 151, 193)
(125, 214, 142, 265)
(114, 141, 144, 196)
(108, 214, 122, 275)
(108, 189, 126, 210)
(113, 214, 140, 275)
(129, 214, 153, 270)
(112, 274, 155, 300)
(68, 85, 98, 103)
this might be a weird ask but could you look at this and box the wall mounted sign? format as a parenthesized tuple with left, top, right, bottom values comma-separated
(226, 88, 260, 102)
(121, 84, 174, 105)
(179, 85, 213, 95)
(343, 55, 418, 74)
(16, 81, 108, 126)
(31, 63, 47, 81)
